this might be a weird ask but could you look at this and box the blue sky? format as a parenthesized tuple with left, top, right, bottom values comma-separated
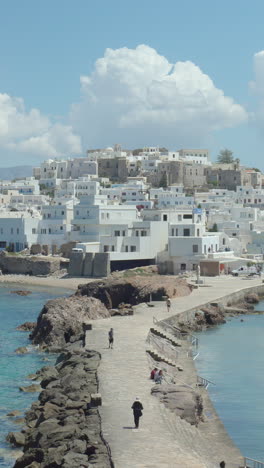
(1, 0, 264, 168)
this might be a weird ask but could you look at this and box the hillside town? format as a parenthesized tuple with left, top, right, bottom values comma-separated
(0, 145, 263, 277)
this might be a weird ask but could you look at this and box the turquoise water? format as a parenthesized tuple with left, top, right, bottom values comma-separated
(194, 303, 264, 462)
(0, 284, 68, 467)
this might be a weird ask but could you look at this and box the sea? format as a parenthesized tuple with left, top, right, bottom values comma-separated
(194, 301, 264, 463)
(0, 283, 69, 467)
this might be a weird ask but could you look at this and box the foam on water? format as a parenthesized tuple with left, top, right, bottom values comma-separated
(195, 305, 264, 462)
(0, 284, 68, 467)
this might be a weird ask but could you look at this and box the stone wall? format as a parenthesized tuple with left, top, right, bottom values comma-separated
(0, 253, 64, 276)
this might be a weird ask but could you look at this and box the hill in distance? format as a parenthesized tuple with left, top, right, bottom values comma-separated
(0, 165, 33, 180)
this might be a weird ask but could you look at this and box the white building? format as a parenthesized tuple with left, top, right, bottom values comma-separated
(0, 212, 40, 251)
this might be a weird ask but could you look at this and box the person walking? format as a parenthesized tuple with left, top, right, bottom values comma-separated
(108, 328, 114, 349)
(166, 297, 171, 313)
(131, 397, 143, 428)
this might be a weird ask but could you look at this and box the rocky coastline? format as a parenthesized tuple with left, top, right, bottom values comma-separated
(8, 345, 113, 468)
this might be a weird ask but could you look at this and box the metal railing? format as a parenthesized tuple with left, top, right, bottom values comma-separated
(197, 376, 215, 390)
(243, 457, 264, 468)
(154, 317, 199, 349)
(148, 333, 179, 363)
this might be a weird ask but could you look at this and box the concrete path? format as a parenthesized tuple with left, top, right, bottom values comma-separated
(86, 275, 262, 468)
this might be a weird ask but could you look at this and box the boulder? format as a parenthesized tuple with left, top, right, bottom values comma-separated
(7, 410, 21, 417)
(6, 431, 25, 447)
(11, 290, 32, 296)
(16, 322, 36, 331)
(19, 384, 41, 393)
(30, 296, 110, 349)
(151, 384, 203, 426)
(245, 293, 259, 304)
(15, 346, 28, 354)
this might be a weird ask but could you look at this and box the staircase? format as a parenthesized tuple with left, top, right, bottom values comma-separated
(150, 325, 182, 347)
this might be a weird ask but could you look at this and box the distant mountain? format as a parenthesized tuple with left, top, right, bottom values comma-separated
(0, 165, 33, 180)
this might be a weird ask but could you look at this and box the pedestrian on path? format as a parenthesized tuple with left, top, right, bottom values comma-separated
(108, 328, 114, 349)
(131, 397, 143, 428)
(219, 462, 225, 468)
(166, 297, 171, 313)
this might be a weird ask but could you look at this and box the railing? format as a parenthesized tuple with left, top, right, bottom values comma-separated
(154, 317, 198, 349)
(243, 456, 264, 467)
(197, 376, 215, 390)
(148, 333, 179, 362)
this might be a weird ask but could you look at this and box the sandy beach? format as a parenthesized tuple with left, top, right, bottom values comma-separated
(0, 274, 96, 291)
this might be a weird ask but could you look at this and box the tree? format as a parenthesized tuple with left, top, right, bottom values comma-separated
(159, 172, 168, 188)
(217, 149, 234, 164)
(208, 223, 218, 232)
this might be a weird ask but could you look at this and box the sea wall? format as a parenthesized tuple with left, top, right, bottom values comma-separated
(166, 283, 264, 330)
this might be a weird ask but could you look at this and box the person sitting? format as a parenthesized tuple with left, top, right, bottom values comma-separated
(150, 367, 158, 380)
(154, 369, 163, 384)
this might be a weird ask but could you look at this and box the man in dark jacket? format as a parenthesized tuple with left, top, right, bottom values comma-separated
(131, 397, 143, 428)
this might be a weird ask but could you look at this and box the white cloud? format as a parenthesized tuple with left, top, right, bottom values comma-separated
(0, 93, 82, 160)
(71, 44, 248, 148)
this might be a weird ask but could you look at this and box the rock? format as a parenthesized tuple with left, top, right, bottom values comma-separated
(245, 293, 259, 304)
(14, 349, 112, 468)
(151, 384, 203, 426)
(76, 275, 193, 308)
(11, 290, 32, 296)
(19, 384, 41, 393)
(6, 431, 25, 447)
(26, 373, 38, 380)
(16, 322, 36, 331)
(63, 452, 89, 467)
(7, 410, 22, 417)
(30, 296, 110, 349)
(15, 346, 28, 354)
(13, 417, 25, 425)
(90, 393, 102, 407)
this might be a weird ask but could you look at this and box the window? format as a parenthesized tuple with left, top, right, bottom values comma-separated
(125, 246, 128, 252)
(60, 226, 63, 230)
(122, 230, 125, 236)
(176, 228, 178, 236)
(178, 215, 182, 221)
(183, 228, 190, 236)
(104, 245, 109, 252)
(32, 228, 36, 234)
(183, 214, 192, 219)
(130, 246, 136, 252)
(106, 213, 110, 219)
(141, 231, 147, 236)
(171, 228, 174, 236)
(11, 228, 13, 234)
(48, 228, 51, 234)
(17, 228, 19, 234)
(197, 229, 200, 236)
(163, 214, 167, 221)
(111, 246, 115, 251)
(193, 245, 198, 253)
(61, 211, 65, 215)
(180, 263, 186, 271)
(136, 231, 139, 237)
(114, 231, 120, 237)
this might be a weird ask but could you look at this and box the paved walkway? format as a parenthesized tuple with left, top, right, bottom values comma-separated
(86, 275, 262, 468)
